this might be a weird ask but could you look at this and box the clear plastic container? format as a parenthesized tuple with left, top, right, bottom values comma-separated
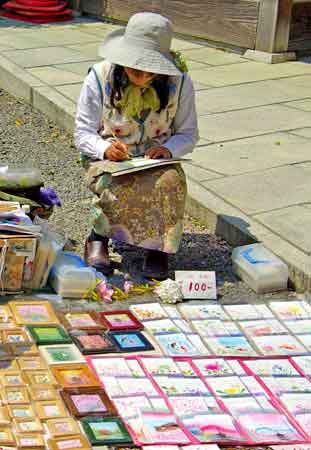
(49, 251, 97, 298)
(0, 167, 42, 189)
(232, 243, 289, 294)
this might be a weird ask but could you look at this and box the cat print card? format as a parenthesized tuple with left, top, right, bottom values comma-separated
(224, 304, 274, 321)
(242, 359, 299, 377)
(206, 336, 257, 357)
(179, 305, 229, 321)
(237, 412, 303, 442)
(251, 335, 306, 356)
(239, 320, 287, 337)
(129, 412, 190, 445)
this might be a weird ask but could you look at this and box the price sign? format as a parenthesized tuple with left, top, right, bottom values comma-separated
(175, 271, 217, 299)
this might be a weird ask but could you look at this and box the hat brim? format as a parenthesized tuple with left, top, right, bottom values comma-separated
(99, 28, 182, 77)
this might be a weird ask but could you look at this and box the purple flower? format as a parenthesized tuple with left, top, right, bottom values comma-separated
(39, 187, 61, 207)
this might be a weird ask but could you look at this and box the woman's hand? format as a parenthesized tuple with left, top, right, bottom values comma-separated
(105, 141, 130, 161)
(145, 146, 172, 159)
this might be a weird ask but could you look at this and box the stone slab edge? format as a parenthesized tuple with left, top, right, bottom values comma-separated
(186, 177, 311, 292)
(0, 53, 75, 131)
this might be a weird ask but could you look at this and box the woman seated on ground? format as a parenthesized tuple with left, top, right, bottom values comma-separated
(75, 11, 199, 280)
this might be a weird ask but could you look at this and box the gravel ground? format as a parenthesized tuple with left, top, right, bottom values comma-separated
(0, 88, 297, 304)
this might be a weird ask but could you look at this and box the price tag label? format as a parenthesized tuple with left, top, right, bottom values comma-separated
(175, 271, 217, 299)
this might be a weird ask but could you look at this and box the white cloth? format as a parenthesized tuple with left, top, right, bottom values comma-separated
(74, 69, 199, 160)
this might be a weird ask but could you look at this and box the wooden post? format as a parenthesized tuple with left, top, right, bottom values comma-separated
(256, 0, 293, 52)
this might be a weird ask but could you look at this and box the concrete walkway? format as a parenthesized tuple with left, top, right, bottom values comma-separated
(0, 15, 310, 290)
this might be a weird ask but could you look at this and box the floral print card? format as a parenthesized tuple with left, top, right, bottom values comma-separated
(173, 319, 193, 334)
(206, 336, 257, 356)
(170, 396, 221, 417)
(141, 357, 181, 376)
(240, 377, 269, 396)
(252, 335, 306, 356)
(280, 393, 311, 414)
(156, 333, 200, 356)
(224, 304, 273, 321)
(293, 413, 311, 436)
(239, 319, 287, 337)
(183, 413, 242, 442)
(154, 376, 209, 396)
(143, 319, 181, 335)
(243, 359, 299, 377)
(163, 306, 181, 319)
(191, 320, 240, 338)
(207, 376, 249, 397)
(115, 377, 159, 397)
(192, 358, 234, 377)
(261, 376, 311, 394)
(176, 361, 196, 377)
(188, 334, 209, 355)
(179, 305, 229, 321)
(130, 303, 168, 321)
(113, 395, 152, 419)
(292, 356, 311, 375)
(237, 412, 303, 442)
(269, 301, 310, 321)
(88, 357, 132, 377)
(149, 397, 171, 413)
(284, 319, 311, 334)
(296, 334, 311, 352)
(221, 396, 263, 415)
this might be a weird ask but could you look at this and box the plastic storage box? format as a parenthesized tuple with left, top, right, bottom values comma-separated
(49, 251, 97, 298)
(232, 243, 289, 294)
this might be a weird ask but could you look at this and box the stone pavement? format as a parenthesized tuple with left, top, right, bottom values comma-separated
(0, 16, 311, 290)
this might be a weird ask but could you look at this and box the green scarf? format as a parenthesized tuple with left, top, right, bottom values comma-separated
(115, 83, 160, 118)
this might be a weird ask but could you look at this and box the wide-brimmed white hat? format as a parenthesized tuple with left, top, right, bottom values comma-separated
(98, 12, 182, 76)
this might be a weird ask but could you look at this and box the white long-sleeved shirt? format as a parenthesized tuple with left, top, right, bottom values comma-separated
(74, 69, 199, 160)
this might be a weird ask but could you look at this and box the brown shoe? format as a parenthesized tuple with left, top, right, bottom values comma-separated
(142, 250, 169, 280)
(84, 237, 113, 275)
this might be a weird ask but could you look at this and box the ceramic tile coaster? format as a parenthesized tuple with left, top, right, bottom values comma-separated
(81, 416, 132, 446)
(97, 310, 143, 331)
(108, 331, 154, 352)
(71, 331, 116, 354)
(39, 344, 85, 365)
(27, 325, 72, 345)
(9, 300, 59, 325)
(61, 388, 117, 417)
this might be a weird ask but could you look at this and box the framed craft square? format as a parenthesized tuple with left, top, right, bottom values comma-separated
(61, 388, 117, 417)
(14, 417, 44, 433)
(8, 404, 35, 419)
(0, 406, 10, 425)
(81, 416, 132, 446)
(2, 328, 31, 344)
(48, 434, 91, 450)
(71, 331, 116, 355)
(39, 344, 85, 365)
(59, 311, 103, 331)
(0, 371, 27, 387)
(51, 364, 101, 389)
(1, 386, 29, 404)
(108, 331, 154, 352)
(25, 370, 57, 388)
(18, 356, 46, 371)
(16, 433, 45, 449)
(0, 344, 12, 360)
(9, 300, 59, 325)
(0, 359, 18, 371)
(27, 325, 72, 345)
(35, 400, 68, 420)
(0, 427, 15, 446)
(10, 343, 39, 357)
(46, 417, 81, 437)
(30, 386, 59, 401)
(98, 310, 143, 331)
